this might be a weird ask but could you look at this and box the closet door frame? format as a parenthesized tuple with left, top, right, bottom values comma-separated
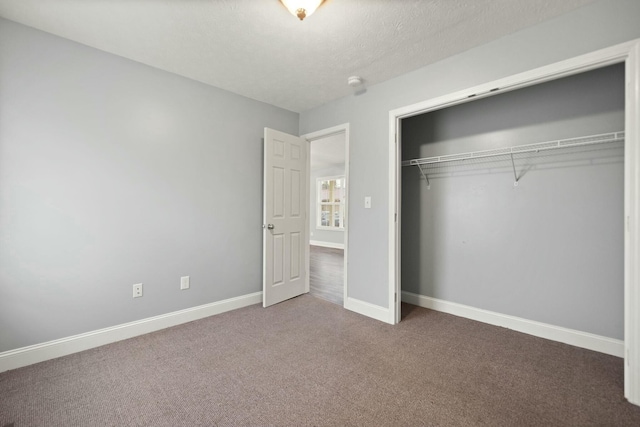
(388, 39, 640, 405)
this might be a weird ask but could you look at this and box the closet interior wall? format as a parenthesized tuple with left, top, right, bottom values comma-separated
(401, 64, 625, 340)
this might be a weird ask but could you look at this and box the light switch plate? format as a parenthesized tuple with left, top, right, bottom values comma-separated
(364, 196, 372, 209)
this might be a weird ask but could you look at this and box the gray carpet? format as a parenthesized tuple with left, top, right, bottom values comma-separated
(2, 295, 640, 426)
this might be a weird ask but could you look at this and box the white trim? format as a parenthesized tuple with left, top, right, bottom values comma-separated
(303, 123, 350, 141)
(389, 116, 401, 325)
(402, 291, 623, 357)
(0, 292, 262, 373)
(625, 39, 640, 402)
(343, 126, 350, 308)
(315, 226, 345, 231)
(344, 297, 389, 323)
(391, 40, 639, 120)
(310, 240, 344, 249)
(389, 39, 640, 405)
(302, 123, 350, 311)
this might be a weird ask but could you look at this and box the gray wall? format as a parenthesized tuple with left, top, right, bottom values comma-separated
(299, 0, 640, 310)
(0, 18, 298, 352)
(310, 165, 345, 246)
(401, 65, 624, 339)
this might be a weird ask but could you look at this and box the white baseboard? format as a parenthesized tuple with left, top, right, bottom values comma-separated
(401, 291, 623, 357)
(310, 240, 344, 249)
(0, 291, 263, 373)
(345, 297, 391, 324)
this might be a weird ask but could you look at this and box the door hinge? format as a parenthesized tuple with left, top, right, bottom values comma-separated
(395, 213, 397, 223)
(394, 293, 397, 303)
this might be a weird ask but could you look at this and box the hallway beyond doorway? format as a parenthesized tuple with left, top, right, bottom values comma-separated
(309, 245, 343, 305)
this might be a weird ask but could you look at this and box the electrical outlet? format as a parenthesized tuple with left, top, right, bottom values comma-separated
(133, 283, 143, 298)
(180, 276, 190, 290)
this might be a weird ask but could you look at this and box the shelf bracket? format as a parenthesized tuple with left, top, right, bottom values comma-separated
(510, 153, 519, 187)
(416, 164, 430, 189)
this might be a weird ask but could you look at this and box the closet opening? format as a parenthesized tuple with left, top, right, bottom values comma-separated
(388, 40, 640, 405)
(400, 63, 624, 340)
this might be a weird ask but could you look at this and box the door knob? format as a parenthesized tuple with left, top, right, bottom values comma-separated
(267, 224, 275, 230)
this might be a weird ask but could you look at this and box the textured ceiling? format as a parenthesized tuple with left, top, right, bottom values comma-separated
(0, 0, 598, 112)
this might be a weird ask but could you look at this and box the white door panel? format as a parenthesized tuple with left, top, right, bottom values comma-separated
(263, 128, 308, 307)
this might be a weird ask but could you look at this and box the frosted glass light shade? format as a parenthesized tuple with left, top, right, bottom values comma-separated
(281, 0, 324, 20)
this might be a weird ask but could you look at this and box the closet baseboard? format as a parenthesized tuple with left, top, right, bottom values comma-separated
(0, 291, 263, 373)
(401, 291, 623, 357)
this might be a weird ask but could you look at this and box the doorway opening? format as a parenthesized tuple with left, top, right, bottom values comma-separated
(303, 124, 350, 307)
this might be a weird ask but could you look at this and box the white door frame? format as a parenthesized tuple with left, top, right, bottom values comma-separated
(388, 39, 640, 405)
(303, 123, 350, 306)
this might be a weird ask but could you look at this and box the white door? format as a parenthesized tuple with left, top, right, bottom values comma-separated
(263, 128, 308, 307)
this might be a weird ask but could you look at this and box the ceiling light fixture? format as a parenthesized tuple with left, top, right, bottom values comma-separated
(280, 0, 324, 21)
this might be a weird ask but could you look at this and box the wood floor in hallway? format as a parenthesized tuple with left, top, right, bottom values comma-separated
(309, 245, 343, 305)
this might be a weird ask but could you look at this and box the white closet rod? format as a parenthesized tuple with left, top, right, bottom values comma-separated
(402, 131, 624, 188)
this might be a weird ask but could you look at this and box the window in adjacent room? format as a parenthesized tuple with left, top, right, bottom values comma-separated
(317, 176, 345, 229)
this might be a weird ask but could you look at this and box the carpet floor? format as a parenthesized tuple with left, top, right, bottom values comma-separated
(2, 295, 640, 426)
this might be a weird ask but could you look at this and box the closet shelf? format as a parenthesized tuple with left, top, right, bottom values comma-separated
(402, 131, 624, 187)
